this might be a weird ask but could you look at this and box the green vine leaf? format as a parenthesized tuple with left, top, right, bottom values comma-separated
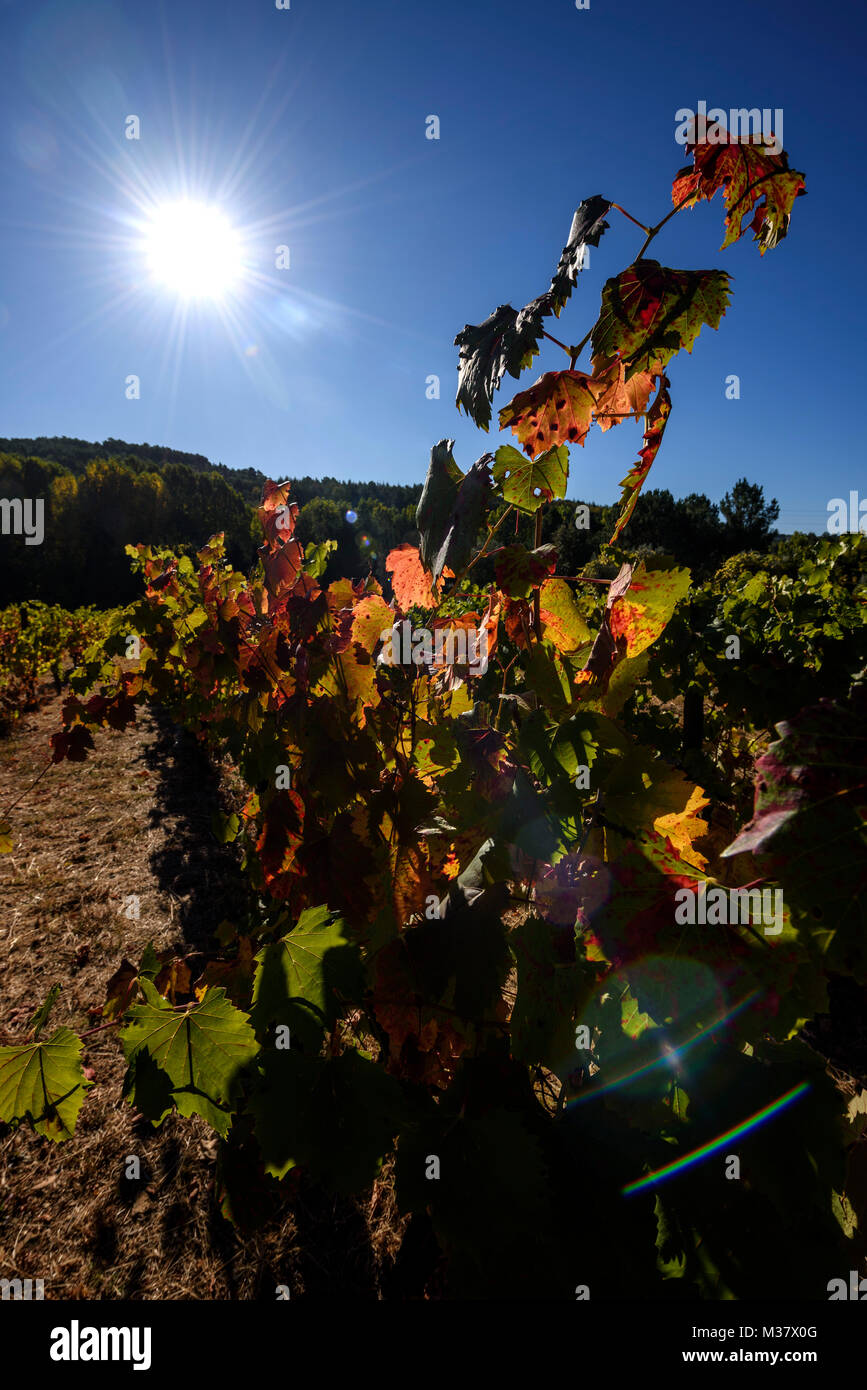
(493, 443, 568, 513)
(120, 981, 259, 1136)
(0, 1027, 92, 1141)
(251, 905, 354, 1049)
(250, 1049, 406, 1191)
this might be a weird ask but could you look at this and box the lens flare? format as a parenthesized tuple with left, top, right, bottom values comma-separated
(621, 1081, 811, 1196)
(567, 989, 761, 1111)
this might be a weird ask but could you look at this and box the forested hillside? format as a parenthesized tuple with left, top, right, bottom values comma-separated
(0, 432, 806, 608)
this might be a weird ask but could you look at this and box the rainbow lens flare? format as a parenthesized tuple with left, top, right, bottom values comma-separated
(621, 1081, 811, 1196)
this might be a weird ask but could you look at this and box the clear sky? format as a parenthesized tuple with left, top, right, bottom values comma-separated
(0, 0, 863, 532)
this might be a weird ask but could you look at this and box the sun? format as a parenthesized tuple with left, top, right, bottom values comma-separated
(143, 200, 244, 301)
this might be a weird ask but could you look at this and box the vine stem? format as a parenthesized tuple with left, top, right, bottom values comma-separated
(568, 325, 594, 367)
(610, 201, 650, 234)
(634, 190, 696, 259)
(456, 503, 514, 581)
(78, 1017, 125, 1039)
(556, 190, 696, 373)
(559, 575, 614, 585)
(541, 328, 574, 357)
(533, 508, 543, 638)
(0, 756, 53, 824)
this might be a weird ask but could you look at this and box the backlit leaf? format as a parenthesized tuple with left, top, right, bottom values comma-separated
(673, 131, 806, 253)
(493, 443, 568, 513)
(453, 197, 611, 428)
(386, 544, 437, 609)
(499, 372, 598, 460)
(538, 577, 592, 653)
(0, 1027, 92, 1141)
(591, 260, 731, 381)
(494, 544, 558, 599)
(120, 981, 259, 1136)
(416, 441, 493, 581)
(609, 377, 672, 543)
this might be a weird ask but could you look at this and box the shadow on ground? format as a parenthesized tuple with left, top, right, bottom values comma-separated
(143, 710, 251, 953)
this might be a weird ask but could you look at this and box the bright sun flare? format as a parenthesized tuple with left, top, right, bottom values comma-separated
(143, 200, 243, 300)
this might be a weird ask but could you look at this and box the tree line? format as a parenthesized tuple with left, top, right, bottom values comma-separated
(0, 435, 800, 608)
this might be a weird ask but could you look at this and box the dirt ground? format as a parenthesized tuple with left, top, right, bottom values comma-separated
(0, 687, 408, 1300)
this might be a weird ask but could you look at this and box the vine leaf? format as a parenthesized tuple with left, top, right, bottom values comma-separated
(591, 355, 659, 432)
(454, 196, 611, 428)
(672, 132, 806, 253)
(591, 260, 731, 381)
(256, 788, 306, 896)
(250, 1049, 407, 1191)
(608, 560, 691, 657)
(538, 577, 592, 654)
(120, 981, 259, 1137)
(599, 732, 711, 870)
(0, 1027, 92, 1141)
(257, 480, 304, 605)
(499, 372, 599, 459)
(50, 723, 95, 763)
(251, 905, 350, 1049)
(547, 195, 612, 313)
(610, 378, 672, 543)
(416, 441, 493, 582)
(577, 560, 689, 695)
(499, 356, 658, 463)
(494, 544, 558, 600)
(576, 562, 634, 692)
(198, 936, 256, 1008)
(454, 303, 550, 431)
(342, 593, 393, 710)
(493, 443, 568, 514)
(386, 544, 437, 609)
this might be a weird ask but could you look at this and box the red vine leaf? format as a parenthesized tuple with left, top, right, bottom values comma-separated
(494, 544, 558, 600)
(609, 377, 672, 543)
(256, 790, 306, 898)
(386, 544, 437, 610)
(591, 260, 730, 381)
(673, 131, 806, 254)
(591, 355, 658, 432)
(498, 371, 600, 459)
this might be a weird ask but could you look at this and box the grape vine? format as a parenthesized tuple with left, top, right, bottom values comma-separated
(3, 126, 865, 1299)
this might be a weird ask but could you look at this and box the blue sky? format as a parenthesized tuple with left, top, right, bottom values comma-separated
(0, 0, 863, 532)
